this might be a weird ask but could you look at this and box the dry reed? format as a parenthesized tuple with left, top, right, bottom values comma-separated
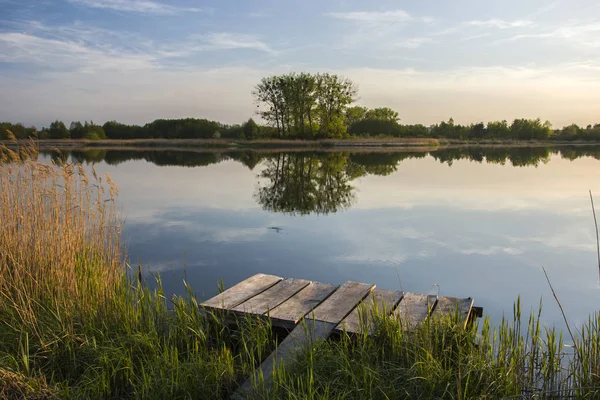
(0, 136, 123, 346)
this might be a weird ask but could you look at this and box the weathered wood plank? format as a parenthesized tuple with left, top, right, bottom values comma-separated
(230, 278, 311, 316)
(268, 282, 339, 329)
(335, 289, 403, 334)
(310, 281, 375, 324)
(431, 296, 474, 328)
(392, 292, 437, 328)
(201, 273, 282, 310)
(232, 319, 337, 399)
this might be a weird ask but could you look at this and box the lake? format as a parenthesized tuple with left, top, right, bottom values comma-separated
(47, 146, 600, 331)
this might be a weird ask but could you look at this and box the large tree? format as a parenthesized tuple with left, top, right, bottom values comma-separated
(253, 72, 357, 139)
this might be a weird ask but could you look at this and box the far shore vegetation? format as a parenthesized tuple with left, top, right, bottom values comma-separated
(2, 73, 600, 145)
(1, 139, 600, 398)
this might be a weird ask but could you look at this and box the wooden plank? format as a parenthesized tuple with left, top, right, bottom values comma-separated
(231, 319, 337, 399)
(200, 273, 282, 310)
(230, 278, 311, 316)
(335, 289, 403, 334)
(310, 281, 375, 324)
(431, 296, 474, 329)
(233, 281, 373, 398)
(268, 282, 339, 329)
(392, 292, 437, 328)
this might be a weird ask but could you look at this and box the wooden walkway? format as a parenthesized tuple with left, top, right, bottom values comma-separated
(200, 273, 482, 398)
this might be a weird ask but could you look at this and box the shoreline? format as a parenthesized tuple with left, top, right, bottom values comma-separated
(3, 138, 600, 152)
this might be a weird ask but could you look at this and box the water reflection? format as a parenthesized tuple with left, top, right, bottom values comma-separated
(50, 145, 600, 169)
(256, 153, 356, 215)
(42, 145, 600, 216)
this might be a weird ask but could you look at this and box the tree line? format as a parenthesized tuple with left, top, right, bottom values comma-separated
(2, 72, 599, 141)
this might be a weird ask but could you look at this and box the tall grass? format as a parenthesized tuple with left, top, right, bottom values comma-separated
(1, 138, 599, 399)
(0, 139, 274, 398)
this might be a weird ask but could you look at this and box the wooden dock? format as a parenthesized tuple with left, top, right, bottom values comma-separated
(200, 273, 482, 397)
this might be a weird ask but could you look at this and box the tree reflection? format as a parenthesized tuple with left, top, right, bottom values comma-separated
(32, 145, 600, 216)
(255, 153, 356, 215)
(39, 146, 600, 170)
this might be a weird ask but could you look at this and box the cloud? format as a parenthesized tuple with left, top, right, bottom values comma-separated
(433, 19, 535, 37)
(198, 33, 274, 53)
(506, 22, 600, 49)
(459, 246, 524, 256)
(0, 22, 274, 73)
(0, 32, 158, 71)
(394, 37, 436, 49)
(326, 9, 432, 24)
(68, 0, 205, 15)
(466, 19, 535, 29)
(248, 11, 272, 18)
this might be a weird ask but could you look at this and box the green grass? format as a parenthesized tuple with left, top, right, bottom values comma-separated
(1, 138, 600, 399)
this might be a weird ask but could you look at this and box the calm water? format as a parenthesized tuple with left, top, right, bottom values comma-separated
(50, 146, 600, 330)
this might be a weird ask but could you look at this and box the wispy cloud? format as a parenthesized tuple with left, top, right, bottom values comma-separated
(200, 33, 274, 53)
(326, 9, 432, 23)
(466, 19, 535, 29)
(0, 21, 274, 73)
(433, 19, 535, 37)
(325, 9, 434, 52)
(68, 0, 205, 15)
(394, 37, 436, 49)
(506, 22, 600, 49)
(0, 32, 158, 71)
(248, 11, 272, 18)
(458, 33, 492, 42)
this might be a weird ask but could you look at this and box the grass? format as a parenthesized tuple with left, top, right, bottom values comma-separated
(1, 138, 600, 399)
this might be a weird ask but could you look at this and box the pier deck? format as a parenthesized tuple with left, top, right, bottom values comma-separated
(200, 273, 482, 398)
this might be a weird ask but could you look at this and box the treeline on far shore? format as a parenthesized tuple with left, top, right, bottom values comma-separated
(3, 116, 600, 143)
(2, 71, 600, 142)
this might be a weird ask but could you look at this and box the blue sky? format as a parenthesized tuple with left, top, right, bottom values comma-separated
(1, 0, 599, 127)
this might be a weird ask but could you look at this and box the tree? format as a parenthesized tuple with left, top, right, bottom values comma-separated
(48, 120, 69, 139)
(253, 72, 357, 139)
(253, 76, 286, 137)
(69, 121, 85, 139)
(365, 107, 399, 122)
(243, 118, 259, 140)
(510, 118, 552, 140)
(314, 73, 357, 138)
(470, 123, 486, 140)
(345, 106, 367, 126)
(348, 119, 402, 137)
(82, 121, 106, 140)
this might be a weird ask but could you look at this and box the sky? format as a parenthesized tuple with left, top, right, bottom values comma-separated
(1, 0, 599, 128)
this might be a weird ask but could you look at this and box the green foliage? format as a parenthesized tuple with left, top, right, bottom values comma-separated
(243, 118, 259, 140)
(349, 119, 403, 137)
(510, 118, 552, 140)
(83, 121, 106, 140)
(48, 120, 70, 139)
(486, 120, 510, 139)
(364, 107, 399, 122)
(69, 121, 85, 139)
(344, 106, 367, 126)
(253, 72, 357, 139)
(1, 122, 37, 139)
(145, 118, 221, 139)
(103, 120, 145, 139)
